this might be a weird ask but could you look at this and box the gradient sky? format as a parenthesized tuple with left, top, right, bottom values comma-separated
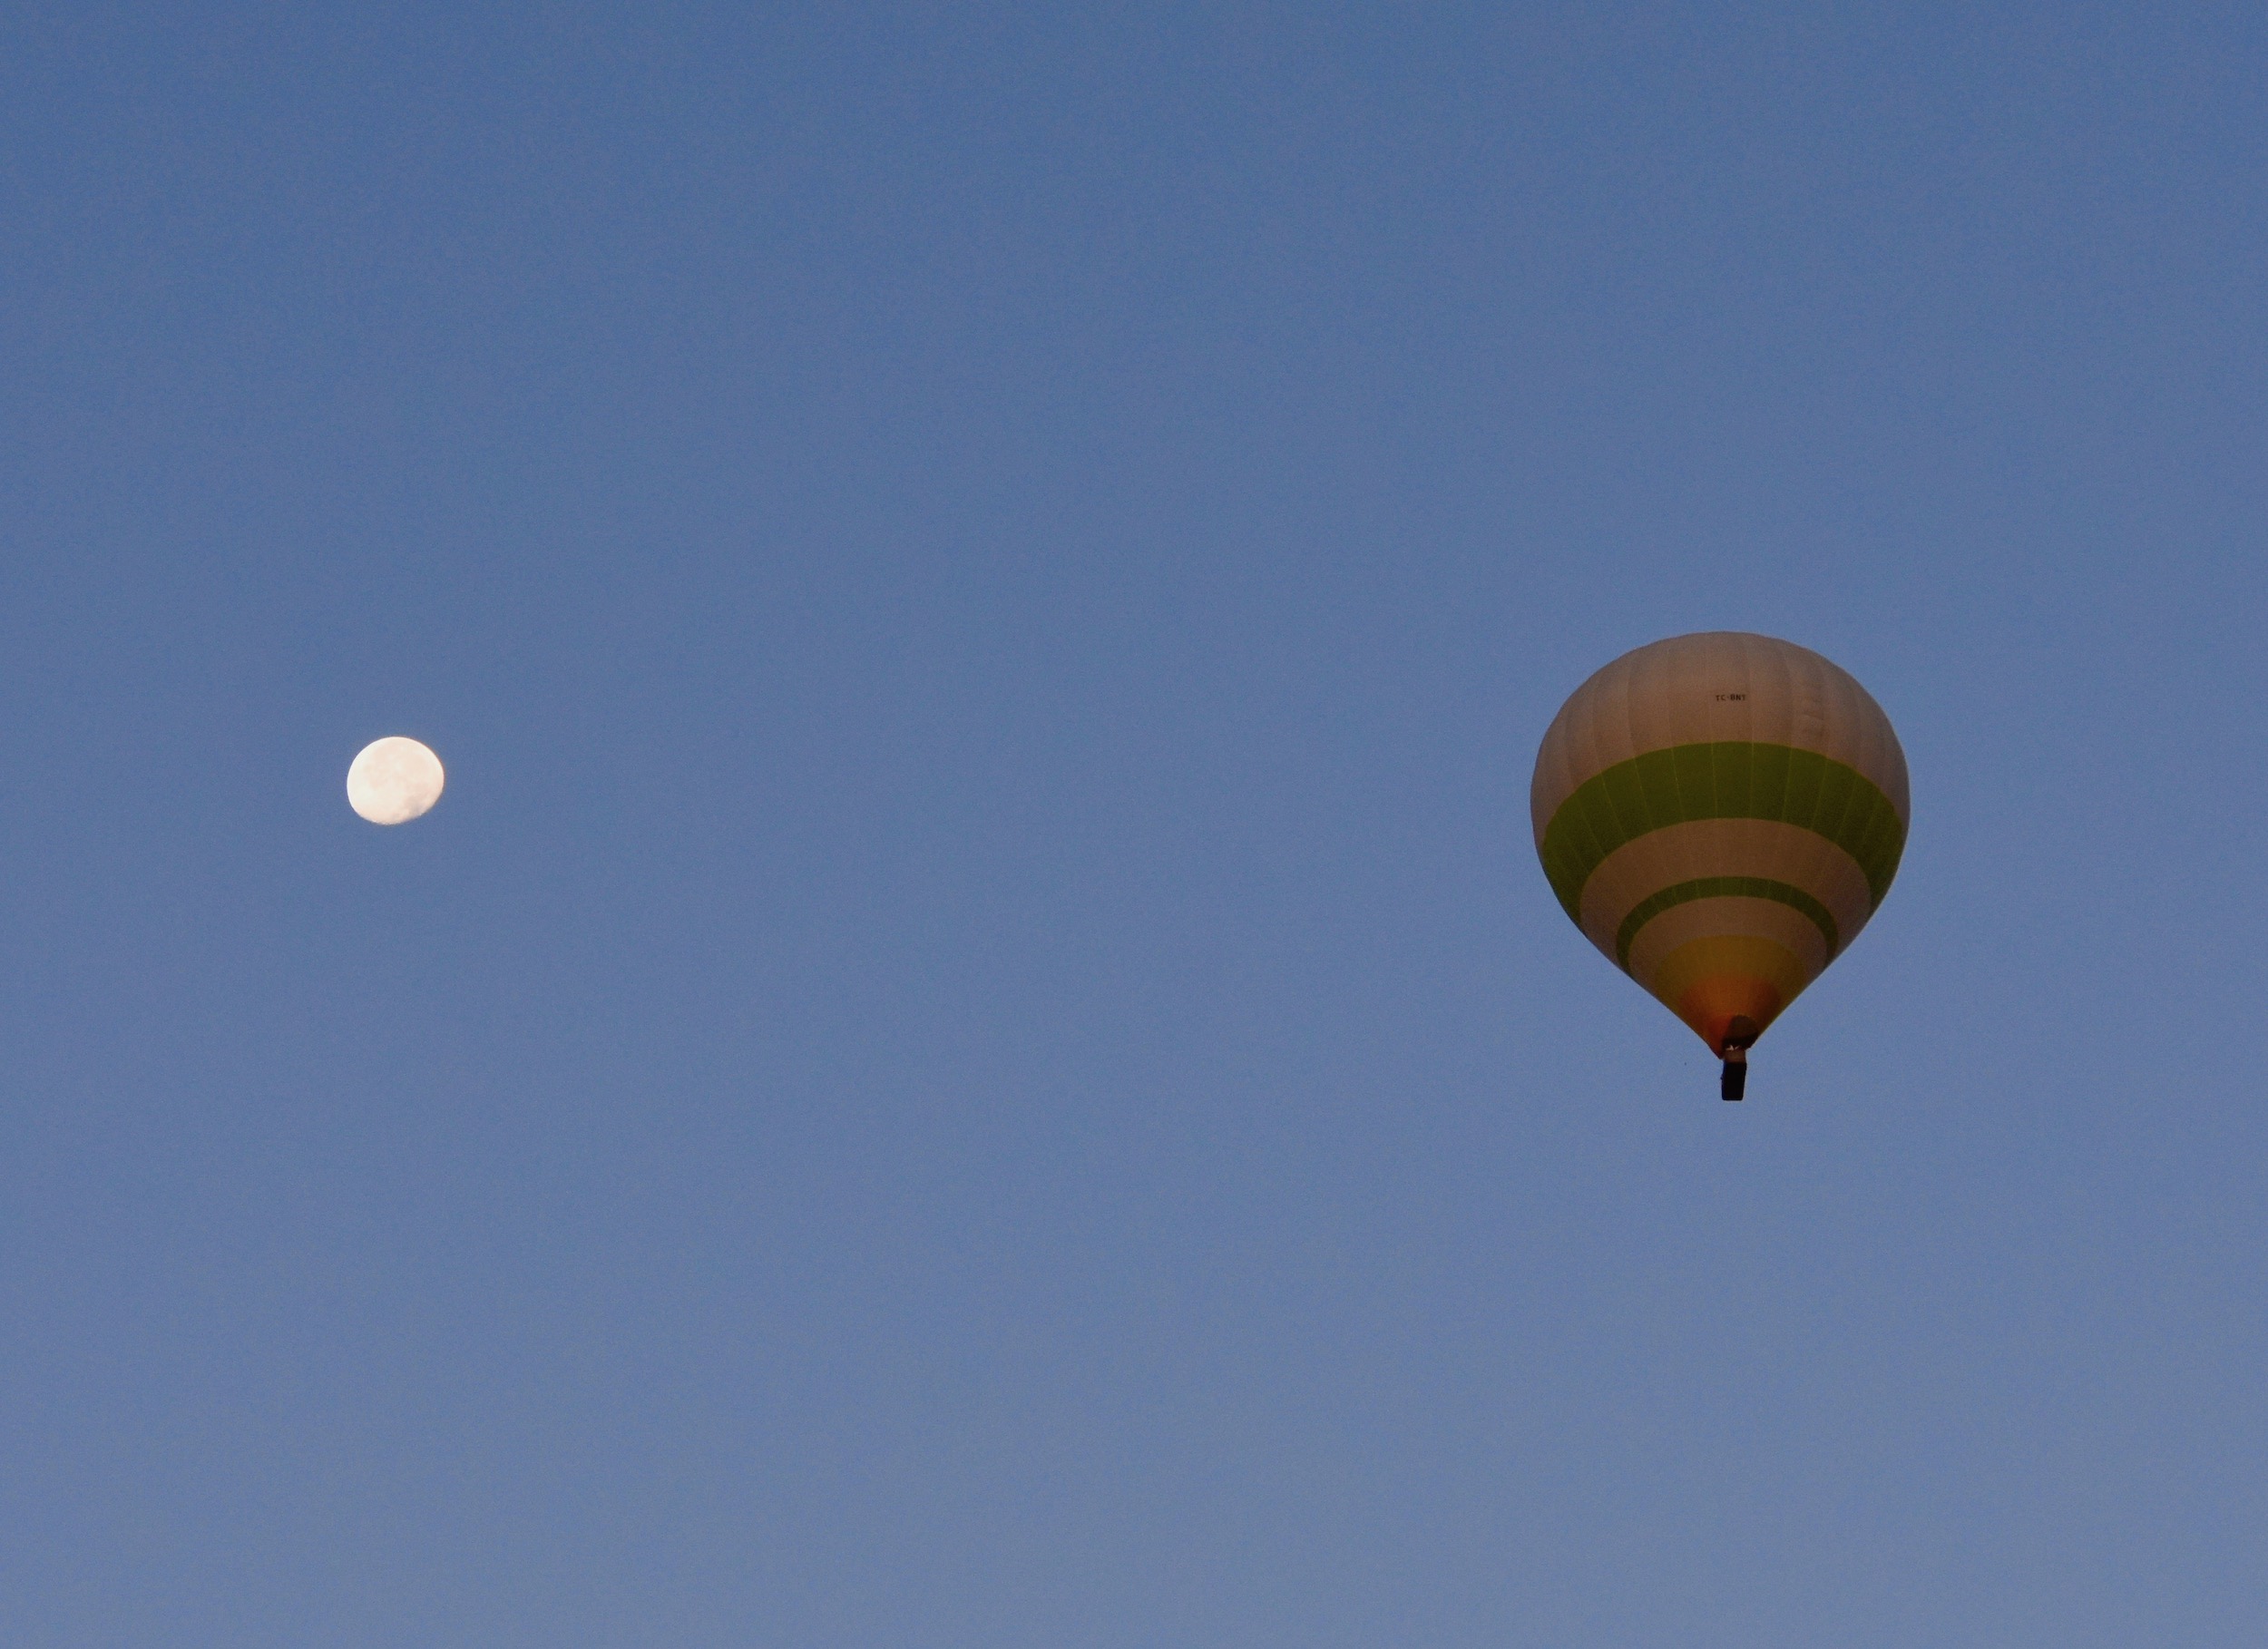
(5, 5, 2265, 1644)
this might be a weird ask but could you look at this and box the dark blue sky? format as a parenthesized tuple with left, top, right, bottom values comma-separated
(5, 5, 2264, 1644)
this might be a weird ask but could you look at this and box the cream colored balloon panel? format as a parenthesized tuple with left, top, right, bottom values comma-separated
(1624, 895, 1829, 997)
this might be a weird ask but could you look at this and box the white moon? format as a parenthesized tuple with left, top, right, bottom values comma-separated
(347, 737, 445, 824)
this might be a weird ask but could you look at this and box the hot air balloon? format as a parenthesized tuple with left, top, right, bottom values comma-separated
(1530, 632, 1908, 1099)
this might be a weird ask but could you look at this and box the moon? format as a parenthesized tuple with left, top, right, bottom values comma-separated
(347, 737, 445, 824)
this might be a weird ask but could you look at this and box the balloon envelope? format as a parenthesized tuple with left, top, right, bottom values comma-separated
(1530, 632, 1909, 1057)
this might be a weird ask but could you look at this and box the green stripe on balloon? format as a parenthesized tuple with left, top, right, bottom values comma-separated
(1613, 876, 1841, 972)
(1539, 742, 1907, 922)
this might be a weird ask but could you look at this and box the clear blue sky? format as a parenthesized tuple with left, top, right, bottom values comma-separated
(4, 5, 2263, 1644)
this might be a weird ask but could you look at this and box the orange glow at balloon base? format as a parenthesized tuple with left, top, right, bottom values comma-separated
(1673, 976, 1784, 1057)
